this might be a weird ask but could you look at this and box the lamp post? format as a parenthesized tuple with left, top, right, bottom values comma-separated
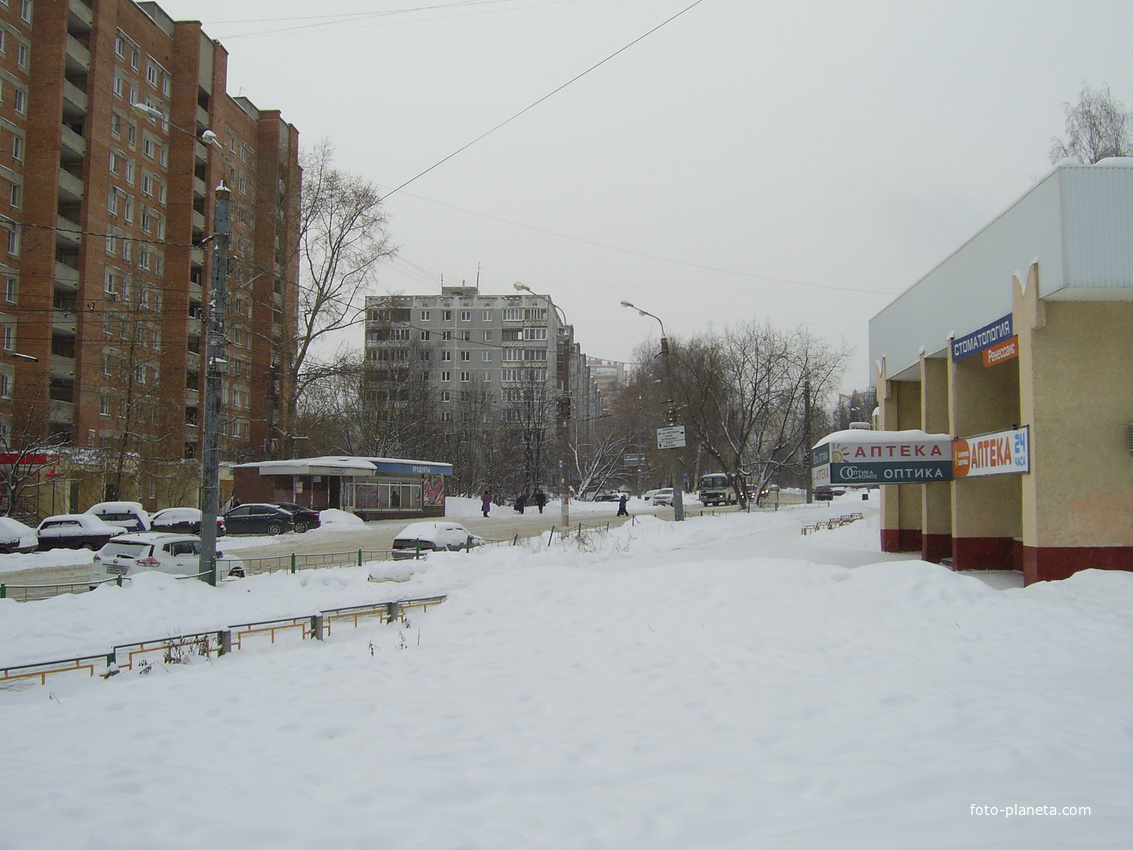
(621, 300, 684, 521)
(133, 103, 227, 584)
(514, 282, 571, 529)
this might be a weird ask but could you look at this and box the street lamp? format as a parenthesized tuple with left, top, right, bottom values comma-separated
(621, 300, 685, 521)
(133, 102, 226, 584)
(514, 282, 572, 529)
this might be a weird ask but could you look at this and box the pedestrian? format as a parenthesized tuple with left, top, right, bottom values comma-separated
(514, 493, 527, 514)
(481, 490, 492, 518)
(617, 493, 629, 516)
(535, 489, 546, 514)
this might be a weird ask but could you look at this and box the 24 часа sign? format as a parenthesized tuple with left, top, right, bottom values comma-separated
(812, 431, 953, 486)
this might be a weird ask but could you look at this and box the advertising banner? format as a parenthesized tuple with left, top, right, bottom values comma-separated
(951, 315, 1013, 362)
(953, 426, 1030, 478)
(811, 431, 953, 487)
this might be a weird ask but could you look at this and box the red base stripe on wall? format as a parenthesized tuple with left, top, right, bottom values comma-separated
(880, 528, 922, 553)
(952, 537, 1016, 571)
(1022, 546, 1133, 585)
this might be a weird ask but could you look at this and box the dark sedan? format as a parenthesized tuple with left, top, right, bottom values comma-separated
(222, 503, 294, 536)
(273, 502, 321, 533)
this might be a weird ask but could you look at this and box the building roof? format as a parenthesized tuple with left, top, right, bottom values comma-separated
(237, 456, 454, 477)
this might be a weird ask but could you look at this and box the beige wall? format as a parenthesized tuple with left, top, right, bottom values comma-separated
(1016, 269, 1133, 548)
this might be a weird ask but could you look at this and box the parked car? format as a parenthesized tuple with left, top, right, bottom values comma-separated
(150, 507, 226, 537)
(0, 516, 38, 553)
(84, 501, 151, 532)
(392, 522, 485, 559)
(35, 514, 125, 551)
(591, 491, 622, 503)
(91, 533, 245, 585)
(815, 486, 846, 501)
(650, 488, 675, 507)
(223, 503, 295, 536)
(272, 502, 321, 533)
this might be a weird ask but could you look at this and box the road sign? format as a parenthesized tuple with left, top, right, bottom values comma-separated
(656, 425, 686, 450)
(624, 453, 646, 466)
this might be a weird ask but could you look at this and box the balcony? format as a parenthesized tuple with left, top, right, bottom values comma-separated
(60, 121, 85, 161)
(65, 34, 90, 75)
(62, 80, 87, 123)
(49, 399, 75, 425)
(68, 0, 94, 31)
(53, 309, 77, 336)
(55, 216, 81, 250)
(55, 262, 79, 292)
(50, 354, 75, 380)
(58, 168, 83, 205)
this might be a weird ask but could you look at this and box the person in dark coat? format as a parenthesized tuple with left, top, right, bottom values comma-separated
(481, 491, 492, 518)
(535, 490, 547, 513)
(617, 493, 629, 516)
(514, 493, 527, 513)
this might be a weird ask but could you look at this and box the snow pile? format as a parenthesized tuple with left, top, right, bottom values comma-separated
(1, 505, 1130, 848)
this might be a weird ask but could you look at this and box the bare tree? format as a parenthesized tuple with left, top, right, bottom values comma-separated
(1050, 83, 1133, 164)
(673, 322, 846, 508)
(276, 141, 396, 452)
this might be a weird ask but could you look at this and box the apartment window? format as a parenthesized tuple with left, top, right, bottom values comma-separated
(2, 323, 13, 350)
(481, 372, 492, 383)
(11, 135, 21, 162)
(481, 351, 491, 362)
(125, 159, 134, 185)
(459, 310, 471, 322)
(440, 350, 451, 363)
(105, 233, 115, 254)
(127, 123, 136, 147)
(523, 327, 548, 341)
(0, 372, 11, 399)
(420, 310, 430, 321)
(419, 331, 430, 341)
(482, 311, 493, 322)
(19, 0, 30, 24)
(5, 227, 17, 256)
(459, 351, 470, 362)
(524, 308, 547, 321)
(113, 75, 124, 98)
(440, 391, 451, 403)
(140, 207, 151, 233)
(100, 396, 111, 417)
(440, 370, 451, 382)
(0, 29, 6, 55)
(111, 113, 121, 137)
(503, 349, 522, 361)
(8, 183, 19, 209)
(4, 276, 15, 303)
(146, 63, 158, 87)
(442, 310, 452, 322)
(440, 331, 452, 341)
(16, 42, 27, 69)
(104, 269, 117, 294)
(123, 197, 133, 223)
(483, 330, 493, 341)
(143, 137, 155, 160)
(159, 145, 168, 168)
(12, 87, 25, 115)
(460, 371, 470, 383)
(0, 420, 8, 447)
(101, 353, 112, 377)
(503, 308, 521, 321)
(121, 237, 131, 261)
(130, 46, 139, 70)
(459, 330, 471, 342)
(107, 190, 118, 215)
(141, 174, 153, 197)
(115, 33, 126, 59)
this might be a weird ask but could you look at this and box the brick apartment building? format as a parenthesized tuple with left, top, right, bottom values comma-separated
(0, 0, 299, 512)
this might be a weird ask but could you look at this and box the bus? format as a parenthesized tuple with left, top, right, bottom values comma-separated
(697, 473, 736, 506)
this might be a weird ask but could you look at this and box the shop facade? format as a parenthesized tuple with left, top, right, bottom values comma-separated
(869, 161, 1133, 584)
(232, 456, 452, 521)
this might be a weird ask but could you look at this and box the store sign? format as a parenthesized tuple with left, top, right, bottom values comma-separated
(953, 426, 1029, 478)
(952, 315, 1013, 362)
(811, 431, 953, 486)
(982, 336, 1019, 367)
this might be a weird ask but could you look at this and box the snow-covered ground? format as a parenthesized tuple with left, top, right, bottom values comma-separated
(1, 493, 1129, 848)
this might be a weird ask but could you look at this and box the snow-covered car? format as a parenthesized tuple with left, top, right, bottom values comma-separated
(0, 516, 38, 553)
(91, 532, 245, 585)
(650, 488, 675, 507)
(84, 501, 151, 532)
(150, 507, 226, 537)
(35, 514, 125, 551)
(392, 522, 485, 559)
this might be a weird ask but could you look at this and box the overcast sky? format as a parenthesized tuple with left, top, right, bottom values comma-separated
(156, 0, 1133, 391)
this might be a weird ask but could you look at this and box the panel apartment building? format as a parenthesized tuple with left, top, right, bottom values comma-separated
(364, 286, 600, 486)
(0, 0, 299, 509)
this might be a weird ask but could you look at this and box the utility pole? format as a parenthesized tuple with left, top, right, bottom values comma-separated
(659, 335, 685, 521)
(199, 184, 231, 586)
(558, 331, 571, 529)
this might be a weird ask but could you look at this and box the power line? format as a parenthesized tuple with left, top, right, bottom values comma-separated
(380, 0, 706, 199)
